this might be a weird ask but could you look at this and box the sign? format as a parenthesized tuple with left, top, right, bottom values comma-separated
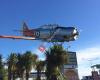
(64, 51, 78, 68)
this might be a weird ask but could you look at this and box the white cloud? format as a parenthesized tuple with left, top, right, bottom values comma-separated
(77, 47, 100, 63)
(76, 47, 100, 79)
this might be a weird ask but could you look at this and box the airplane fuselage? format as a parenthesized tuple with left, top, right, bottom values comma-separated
(23, 24, 79, 42)
(0, 24, 79, 42)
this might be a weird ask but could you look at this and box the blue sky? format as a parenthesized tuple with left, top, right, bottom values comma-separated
(0, 0, 100, 79)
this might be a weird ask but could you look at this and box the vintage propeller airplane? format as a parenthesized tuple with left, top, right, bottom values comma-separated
(0, 22, 79, 51)
(0, 23, 79, 42)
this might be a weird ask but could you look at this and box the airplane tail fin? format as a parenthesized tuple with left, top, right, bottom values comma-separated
(23, 22, 29, 31)
(23, 22, 30, 36)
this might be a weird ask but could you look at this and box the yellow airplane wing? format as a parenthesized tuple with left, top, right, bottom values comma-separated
(0, 35, 35, 40)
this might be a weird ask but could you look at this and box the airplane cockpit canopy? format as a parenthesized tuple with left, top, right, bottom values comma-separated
(40, 24, 61, 29)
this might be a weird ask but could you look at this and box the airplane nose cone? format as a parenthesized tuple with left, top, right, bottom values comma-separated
(73, 29, 77, 34)
(73, 28, 79, 40)
(76, 30, 79, 36)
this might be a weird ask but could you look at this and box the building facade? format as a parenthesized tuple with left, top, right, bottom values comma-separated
(81, 71, 100, 80)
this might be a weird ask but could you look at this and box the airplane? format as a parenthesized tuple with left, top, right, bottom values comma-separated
(0, 22, 79, 42)
(0, 22, 79, 52)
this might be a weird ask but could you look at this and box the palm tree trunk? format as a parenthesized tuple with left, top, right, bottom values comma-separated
(51, 75, 57, 80)
(21, 73, 24, 80)
(12, 71, 16, 80)
(51, 67, 58, 80)
(8, 66, 12, 80)
(37, 70, 41, 80)
(8, 72, 12, 80)
(26, 71, 29, 80)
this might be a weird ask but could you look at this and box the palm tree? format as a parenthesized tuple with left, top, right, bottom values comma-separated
(16, 53, 25, 80)
(35, 60, 45, 80)
(23, 51, 38, 80)
(91, 64, 100, 73)
(45, 44, 68, 80)
(0, 54, 5, 80)
(7, 53, 18, 80)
